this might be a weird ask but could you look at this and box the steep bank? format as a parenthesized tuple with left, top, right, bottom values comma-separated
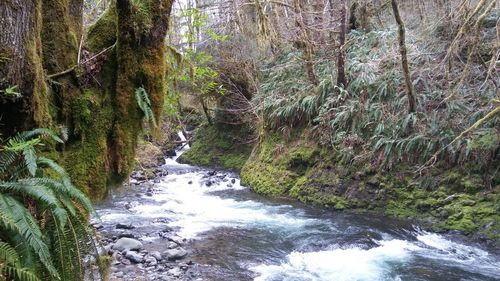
(239, 130, 499, 246)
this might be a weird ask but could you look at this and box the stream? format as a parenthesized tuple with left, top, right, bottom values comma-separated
(95, 142, 500, 281)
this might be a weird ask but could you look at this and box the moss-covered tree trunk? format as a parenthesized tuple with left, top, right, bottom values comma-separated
(41, 0, 83, 125)
(113, 0, 173, 178)
(0, 0, 50, 135)
(0, 0, 174, 199)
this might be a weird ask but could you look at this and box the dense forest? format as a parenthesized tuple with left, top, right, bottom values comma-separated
(0, 0, 499, 280)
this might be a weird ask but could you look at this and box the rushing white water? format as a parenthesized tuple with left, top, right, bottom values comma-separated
(251, 240, 417, 281)
(250, 233, 500, 281)
(131, 171, 320, 239)
(97, 136, 500, 281)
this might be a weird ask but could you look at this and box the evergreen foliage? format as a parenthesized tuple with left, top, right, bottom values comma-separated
(256, 27, 499, 170)
(135, 86, 158, 128)
(0, 129, 104, 281)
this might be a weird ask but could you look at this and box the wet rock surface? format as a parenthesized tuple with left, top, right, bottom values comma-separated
(94, 184, 203, 281)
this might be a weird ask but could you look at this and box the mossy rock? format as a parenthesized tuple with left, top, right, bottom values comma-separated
(241, 161, 296, 196)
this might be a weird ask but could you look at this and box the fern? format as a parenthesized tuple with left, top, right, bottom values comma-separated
(0, 129, 104, 281)
(135, 87, 158, 128)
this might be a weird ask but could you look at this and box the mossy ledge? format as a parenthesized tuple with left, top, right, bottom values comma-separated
(179, 124, 252, 171)
(240, 131, 500, 246)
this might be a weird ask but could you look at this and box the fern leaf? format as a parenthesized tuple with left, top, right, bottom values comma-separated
(20, 128, 63, 144)
(22, 148, 37, 177)
(135, 87, 158, 127)
(0, 194, 59, 279)
(1, 264, 40, 281)
(0, 241, 21, 267)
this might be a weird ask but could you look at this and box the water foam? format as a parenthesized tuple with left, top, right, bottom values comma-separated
(131, 171, 319, 239)
(414, 233, 500, 278)
(250, 239, 416, 281)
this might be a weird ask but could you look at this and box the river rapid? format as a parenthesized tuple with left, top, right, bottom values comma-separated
(95, 143, 500, 281)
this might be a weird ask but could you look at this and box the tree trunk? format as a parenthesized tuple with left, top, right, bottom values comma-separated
(337, 0, 348, 88)
(293, 0, 319, 86)
(0, 0, 49, 134)
(391, 0, 416, 113)
(0, 0, 174, 199)
(113, 0, 174, 178)
(41, 0, 84, 128)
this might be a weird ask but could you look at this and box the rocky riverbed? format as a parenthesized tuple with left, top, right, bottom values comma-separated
(93, 160, 243, 281)
(92, 141, 500, 281)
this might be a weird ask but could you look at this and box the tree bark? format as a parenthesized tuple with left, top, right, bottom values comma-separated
(337, 0, 348, 88)
(391, 0, 416, 113)
(293, 0, 319, 86)
(0, 0, 49, 134)
(114, 0, 174, 177)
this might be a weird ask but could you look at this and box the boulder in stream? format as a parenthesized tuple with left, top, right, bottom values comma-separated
(113, 238, 143, 252)
(125, 251, 144, 263)
(162, 247, 187, 261)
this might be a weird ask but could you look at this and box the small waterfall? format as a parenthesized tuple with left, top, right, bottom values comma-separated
(173, 131, 190, 161)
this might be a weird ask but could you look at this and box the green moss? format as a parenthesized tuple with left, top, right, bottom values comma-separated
(462, 176, 483, 194)
(180, 124, 252, 170)
(241, 161, 296, 196)
(86, 5, 117, 52)
(64, 87, 114, 200)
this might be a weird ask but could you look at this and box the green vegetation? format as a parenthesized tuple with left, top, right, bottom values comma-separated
(165, 0, 499, 243)
(0, 129, 105, 280)
(242, 132, 499, 241)
(180, 125, 252, 170)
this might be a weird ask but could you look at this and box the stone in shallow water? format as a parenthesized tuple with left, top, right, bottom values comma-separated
(168, 267, 182, 277)
(162, 247, 187, 261)
(150, 251, 162, 261)
(125, 251, 144, 263)
(113, 237, 143, 252)
(116, 223, 135, 230)
(144, 255, 158, 266)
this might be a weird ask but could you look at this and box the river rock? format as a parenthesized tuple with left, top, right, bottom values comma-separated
(120, 257, 132, 265)
(113, 238, 143, 252)
(167, 241, 179, 249)
(167, 235, 185, 245)
(179, 263, 189, 270)
(144, 255, 158, 266)
(162, 247, 187, 261)
(116, 223, 135, 230)
(150, 251, 162, 261)
(118, 233, 137, 239)
(125, 251, 144, 263)
(168, 267, 182, 277)
(231, 178, 236, 184)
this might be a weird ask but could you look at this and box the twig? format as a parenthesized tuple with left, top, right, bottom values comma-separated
(47, 44, 115, 79)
